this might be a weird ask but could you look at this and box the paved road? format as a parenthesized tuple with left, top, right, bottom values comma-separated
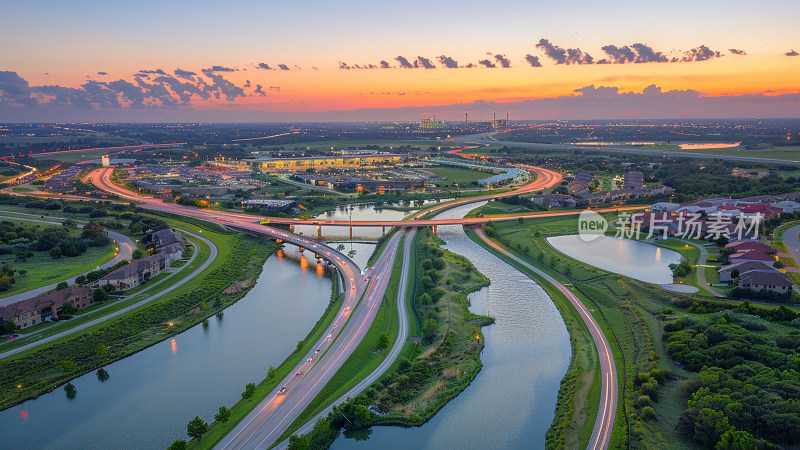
(781, 225, 800, 266)
(472, 226, 617, 450)
(0, 214, 135, 307)
(87, 167, 409, 448)
(0, 230, 212, 359)
(283, 228, 416, 446)
(681, 240, 724, 297)
(454, 132, 800, 165)
(216, 231, 405, 450)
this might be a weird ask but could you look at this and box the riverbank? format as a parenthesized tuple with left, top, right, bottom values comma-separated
(286, 227, 493, 448)
(187, 272, 344, 449)
(465, 227, 601, 448)
(0, 223, 277, 411)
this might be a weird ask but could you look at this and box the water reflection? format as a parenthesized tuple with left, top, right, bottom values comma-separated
(0, 250, 333, 449)
(547, 235, 682, 284)
(333, 201, 571, 450)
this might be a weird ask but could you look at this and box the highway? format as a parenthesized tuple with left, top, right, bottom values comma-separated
(87, 165, 619, 448)
(282, 229, 416, 447)
(216, 231, 405, 449)
(85, 167, 409, 449)
(472, 226, 617, 450)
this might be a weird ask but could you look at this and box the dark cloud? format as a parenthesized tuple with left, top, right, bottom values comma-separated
(414, 56, 435, 69)
(536, 39, 594, 64)
(269, 86, 280, 91)
(786, 50, 799, 57)
(379, 60, 391, 69)
(437, 55, 458, 68)
(97, 72, 108, 76)
(151, 75, 207, 103)
(207, 65, 235, 72)
(338, 62, 352, 70)
(138, 69, 166, 75)
(524, 54, 542, 67)
(478, 59, 496, 68)
(0, 71, 37, 106)
(253, 84, 265, 96)
(200, 69, 246, 100)
(278, 64, 290, 70)
(174, 68, 197, 81)
(244, 80, 251, 88)
(464, 63, 476, 68)
(493, 54, 511, 68)
(394, 56, 413, 68)
(599, 43, 668, 64)
(729, 48, 747, 56)
(677, 45, 722, 62)
(257, 63, 273, 70)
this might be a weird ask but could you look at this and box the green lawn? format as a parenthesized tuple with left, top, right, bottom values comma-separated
(685, 145, 800, 161)
(0, 241, 117, 300)
(427, 166, 492, 187)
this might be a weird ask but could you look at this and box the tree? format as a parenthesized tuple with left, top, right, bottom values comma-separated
(214, 406, 231, 424)
(56, 281, 69, 290)
(715, 428, 757, 450)
(61, 301, 78, 316)
(93, 288, 109, 303)
(268, 365, 277, 379)
(242, 382, 256, 400)
(418, 292, 432, 305)
(287, 434, 310, 450)
(0, 318, 19, 334)
(187, 416, 208, 441)
(423, 318, 438, 342)
(132, 248, 144, 259)
(376, 332, 390, 350)
(75, 275, 87, 285)
(49, 246, 63, 259)
(0, 274, 13, 291)
(694, 408, 732, 447)
(167, 440, 187, 450)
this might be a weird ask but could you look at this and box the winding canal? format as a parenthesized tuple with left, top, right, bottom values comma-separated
(332, 201, 572, 449)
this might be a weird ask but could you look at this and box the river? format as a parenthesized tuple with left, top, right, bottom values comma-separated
(0, 246, 336, 449)
(332, 201, 571, 449)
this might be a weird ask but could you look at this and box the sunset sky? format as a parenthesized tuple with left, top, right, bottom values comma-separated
(1, 0, 799, 121)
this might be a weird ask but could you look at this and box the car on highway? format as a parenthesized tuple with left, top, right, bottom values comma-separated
(315, 348, 320, 354)
(278, 386, 287, 394)
(344, 306, 350, 312)
(326, 333, 332, 339)
(296, 370, 302, 376)
(307, 357, 313, 362)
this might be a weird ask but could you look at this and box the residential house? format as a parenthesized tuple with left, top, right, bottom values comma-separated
(738, 270, 793, 294)
(98, 254, 170, 290)
(718, 261, 774, 282)
(0, 287, 93, 329)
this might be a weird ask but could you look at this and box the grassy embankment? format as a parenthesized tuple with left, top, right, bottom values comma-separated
(281, 227, 493, 449)
(426, 166, 493, 187)
(0, 230, 203, 353)
(0, 219, 277, 411)
(481, 214, 698, 449)
(464, 227, 601, 449)
(189, 274, 346, 449)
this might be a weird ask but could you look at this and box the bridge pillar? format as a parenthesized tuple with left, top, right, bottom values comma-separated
(349, 225, 353, 240)
(289, 225, 294, 233)
(317, 225, 322, 239)
(432, 225, 437, 235)
(382, 225, 386, 235)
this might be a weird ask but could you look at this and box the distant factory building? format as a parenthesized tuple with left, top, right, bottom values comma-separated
(221, 153, 407, 172)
